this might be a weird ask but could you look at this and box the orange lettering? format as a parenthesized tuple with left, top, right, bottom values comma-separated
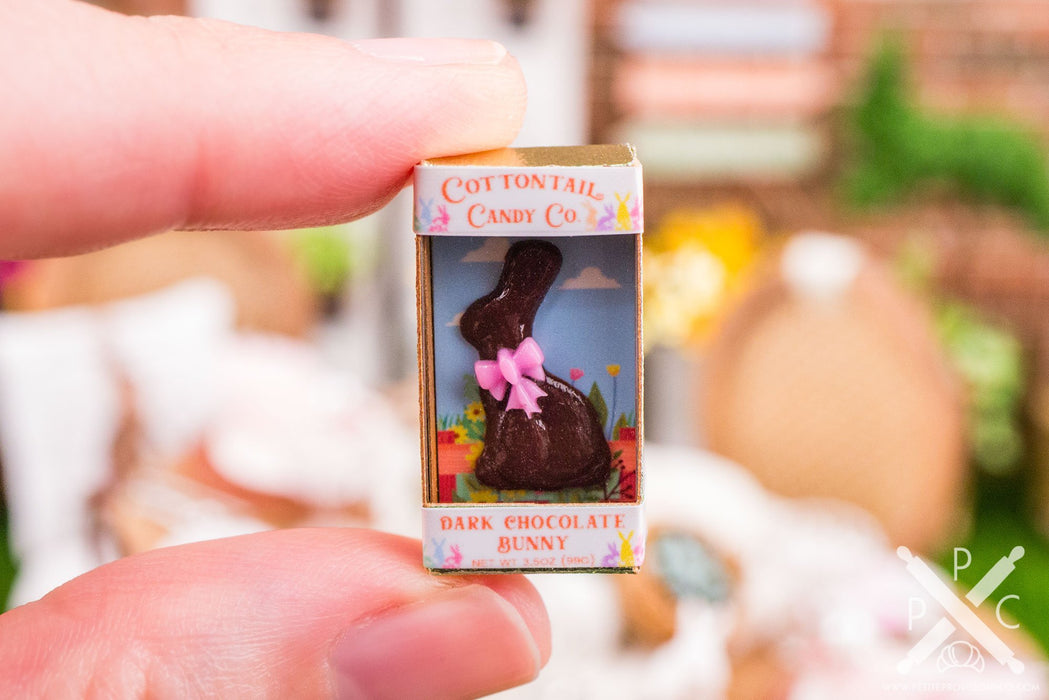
(441, 176, 464, 203)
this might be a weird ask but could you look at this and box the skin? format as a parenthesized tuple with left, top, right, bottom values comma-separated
(0, 2, 548, 697)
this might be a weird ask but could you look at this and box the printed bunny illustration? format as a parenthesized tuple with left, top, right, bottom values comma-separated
(615, 193, 632, 231)
(601, 542, 620, 568)
(596, 204, 617, 231)
(415, 197, 434, 231)
(429, 204, 450, 233)
(618, 531, 635, 568)
(460, 240, 611, 490)
(444, 544, 462, 569)
(430, 537, 447, 566)
(582, 200, 598, 231)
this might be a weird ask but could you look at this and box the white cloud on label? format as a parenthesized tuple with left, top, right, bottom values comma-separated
(461, 238, 510, 263)
(560, 266, 621, 290)
(447, 312, 463, 327)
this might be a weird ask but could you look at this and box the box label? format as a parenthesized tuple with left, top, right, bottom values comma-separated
(422, 504, 645, 571)
(414, 166, 643, 236)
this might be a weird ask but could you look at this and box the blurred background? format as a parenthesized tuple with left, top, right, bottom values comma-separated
(4, 0, 1049, 697)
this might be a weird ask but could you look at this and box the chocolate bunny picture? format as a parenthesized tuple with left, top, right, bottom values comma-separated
(460, 240, 612, 491)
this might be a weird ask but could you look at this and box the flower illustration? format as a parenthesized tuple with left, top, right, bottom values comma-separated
(450, 424, 469, 444)
(470, 487, 499, 503)
(465, 401, 485, 422)
(606, 364, 621, 377)
(465, 442, 483, 466)
(569, 368, 584, 382)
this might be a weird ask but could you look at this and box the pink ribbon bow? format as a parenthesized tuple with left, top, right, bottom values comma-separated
(474, 337, 548, 417)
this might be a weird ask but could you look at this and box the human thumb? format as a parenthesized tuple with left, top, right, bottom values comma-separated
(0, 529, 550, 699)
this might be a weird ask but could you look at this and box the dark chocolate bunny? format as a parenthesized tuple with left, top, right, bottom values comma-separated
(460, 239, 611, 490)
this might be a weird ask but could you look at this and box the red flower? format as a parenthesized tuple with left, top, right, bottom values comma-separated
(569, 368, 584, 382)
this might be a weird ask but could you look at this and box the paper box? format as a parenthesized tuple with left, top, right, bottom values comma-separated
(414, 145, 644, 573)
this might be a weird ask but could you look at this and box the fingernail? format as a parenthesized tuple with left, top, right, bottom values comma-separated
(350, 38, 508, 66)
(332, 585, 542, 700)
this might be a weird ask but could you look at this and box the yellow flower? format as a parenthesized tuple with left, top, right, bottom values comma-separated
(470, 487, 499, 503)
(465, 401, 485, 422)
(606, 364, 621, 377)
(642, 203, 763, 349)
(465, 442, 483, 466)
(450, 424, 469, 444)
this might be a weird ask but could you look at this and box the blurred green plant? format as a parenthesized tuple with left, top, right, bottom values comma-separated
(842, 39, 1049, 233)
(0, 500, 15, 610)
(289, 225, 355, 296)
(940, 507, 1049, 655)
(936, 301, 1026, 476)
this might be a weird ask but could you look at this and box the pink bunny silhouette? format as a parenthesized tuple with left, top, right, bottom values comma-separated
(444, 544, 463, 569)
(429, 204, 450, 232)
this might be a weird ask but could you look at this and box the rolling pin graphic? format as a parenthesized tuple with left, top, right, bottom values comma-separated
(897, 546, 1025, 675)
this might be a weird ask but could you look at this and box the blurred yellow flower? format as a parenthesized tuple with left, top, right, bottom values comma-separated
(606, 364, 621, 377)
(450, 424, 469, 444)
(643, 204, 763, 349)
(465, 401, 485, 422)
(465, 442, 483, 466)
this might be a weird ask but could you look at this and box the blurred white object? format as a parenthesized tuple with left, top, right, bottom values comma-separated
(781, 232, 865, 303)
(0, 310, 120, 606)
(0, 279, 233, 604)
(205, 333, 417, 513)
(497, 445, 1046, 698)
(616, 2, 831, 55)
(108, 278, 236, 456)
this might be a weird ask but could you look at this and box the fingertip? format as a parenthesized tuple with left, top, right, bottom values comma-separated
(331, 583, 544, 699)
(474, 575, 552, 667)
(1, 4, 530, 256)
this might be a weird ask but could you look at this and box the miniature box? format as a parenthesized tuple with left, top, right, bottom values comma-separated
(414, 145, 644, 573)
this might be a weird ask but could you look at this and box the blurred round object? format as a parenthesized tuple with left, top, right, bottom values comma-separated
(616, 527, 737, 648)
(703, 233, 967, 551)
(4, 230, 316, 337)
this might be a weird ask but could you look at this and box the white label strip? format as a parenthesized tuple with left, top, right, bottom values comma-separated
(414, 165, 643, 236)
(422, 504, 646, 570)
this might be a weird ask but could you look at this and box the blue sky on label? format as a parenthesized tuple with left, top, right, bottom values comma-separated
(430, 235, 638, 421)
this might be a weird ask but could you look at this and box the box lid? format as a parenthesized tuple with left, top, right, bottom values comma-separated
(413, 145, 643, 236)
